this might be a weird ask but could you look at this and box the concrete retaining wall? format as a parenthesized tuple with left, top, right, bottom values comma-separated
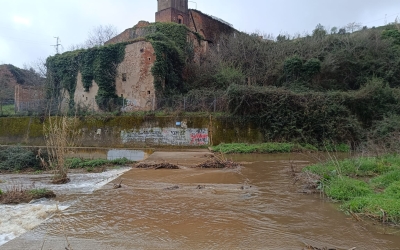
(0, 116, 263, 147)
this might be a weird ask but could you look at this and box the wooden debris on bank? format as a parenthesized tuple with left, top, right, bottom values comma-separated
(303, 243, 355, 250)
(194, 153, 241, 169)
(164, 185, 180, 190)
(135, 163, 180, 169)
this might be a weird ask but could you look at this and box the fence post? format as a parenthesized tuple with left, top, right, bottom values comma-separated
(213, 98, 216, 113)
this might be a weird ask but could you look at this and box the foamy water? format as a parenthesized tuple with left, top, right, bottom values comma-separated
(0, 167, 131, 246)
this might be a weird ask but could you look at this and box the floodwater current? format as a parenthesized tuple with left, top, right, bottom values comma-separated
(1, 153, 400, 249)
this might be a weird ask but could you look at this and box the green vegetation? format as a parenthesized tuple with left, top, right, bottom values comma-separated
(65, 157, 133, 171)
(45, 22, 201, 112)
(370, 170, 400, 189)
(146, 22, 189, 97)
(304, 154, 400, 224)
(305, 154, 400, 177)
(0, 187, 55, 204)
(212, 143, 305, 154)
(46, 43, 126, 111)
(225, 78, 400, 145)
(41, 23, 400, 146)
(0, 146, 41, 172)
(325, 177, 373, 201)
(5, 64, 44, 86)
(184, 24, 400, 145)
(0, 146, 132, 173)
(211, 143, 350, 154)
(0, 105, 15, 116)
(28, 188, 56, 199)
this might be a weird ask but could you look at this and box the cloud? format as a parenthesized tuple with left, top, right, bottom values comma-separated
(12, 16, 32, 26)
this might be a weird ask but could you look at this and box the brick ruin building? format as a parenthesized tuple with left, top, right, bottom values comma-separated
(107, 0, 235, 48)
(0, 64, 45, 113)
(71, 0, 236, 112)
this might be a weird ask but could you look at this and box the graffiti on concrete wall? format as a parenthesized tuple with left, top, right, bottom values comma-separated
(121, 127, 209, 146)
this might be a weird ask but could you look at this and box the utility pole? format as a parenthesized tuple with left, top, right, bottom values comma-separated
(51, 37, 61, 54)
(189, 1, 197, 9)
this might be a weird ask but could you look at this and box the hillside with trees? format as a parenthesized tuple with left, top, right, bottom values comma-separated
(44, 22, 400, 147)
(180, 23, 400, 147)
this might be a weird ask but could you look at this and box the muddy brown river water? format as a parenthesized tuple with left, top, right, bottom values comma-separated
(2, 153, 400, 250)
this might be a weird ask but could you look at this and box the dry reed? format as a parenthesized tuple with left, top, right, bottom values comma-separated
(43, 116, 80, 184)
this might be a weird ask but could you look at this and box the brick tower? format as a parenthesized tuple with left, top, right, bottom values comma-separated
(155, 0, 189, 26)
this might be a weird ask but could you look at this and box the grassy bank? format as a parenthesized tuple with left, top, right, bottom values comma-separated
(304, 154, 400, 224)
(65, 158, 134, 172)
(211, 143, 350, 154)
(0, 186, 55, 204)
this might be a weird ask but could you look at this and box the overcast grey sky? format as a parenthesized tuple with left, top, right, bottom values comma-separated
(0, 0, 399, 68)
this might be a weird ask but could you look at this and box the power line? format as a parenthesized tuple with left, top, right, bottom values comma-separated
(364, 12, 400, 25)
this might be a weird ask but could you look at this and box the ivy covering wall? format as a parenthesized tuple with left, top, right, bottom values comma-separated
(45, 22, 201, 111)
(46, 43, 126, 110)
(145, 23, 190, 97)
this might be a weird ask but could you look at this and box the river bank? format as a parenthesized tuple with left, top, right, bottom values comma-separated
(303, 153, 400, 226)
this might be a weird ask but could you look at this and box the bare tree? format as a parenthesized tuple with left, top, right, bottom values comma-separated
(85, 25, 119, 48)
(68, 24, 119, 51)
(346, 22, 362, 33)
(23, 57, 47, 78)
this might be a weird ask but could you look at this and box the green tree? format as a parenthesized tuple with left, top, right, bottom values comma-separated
(312, 23, 327, 38)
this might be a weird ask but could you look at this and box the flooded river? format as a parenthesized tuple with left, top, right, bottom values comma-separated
(1, 153, 400, 249)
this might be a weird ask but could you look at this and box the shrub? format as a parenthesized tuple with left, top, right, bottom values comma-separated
(226, 84, 363, 144)
(325, 176, 372, 201)
(0, 146, 40, 171)
(214, 65, 245, 88)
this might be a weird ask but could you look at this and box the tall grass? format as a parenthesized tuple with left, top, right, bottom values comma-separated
(304, 155, 400, 177)
(304, 154, 400, 224)
(325, 176, 373, 201)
